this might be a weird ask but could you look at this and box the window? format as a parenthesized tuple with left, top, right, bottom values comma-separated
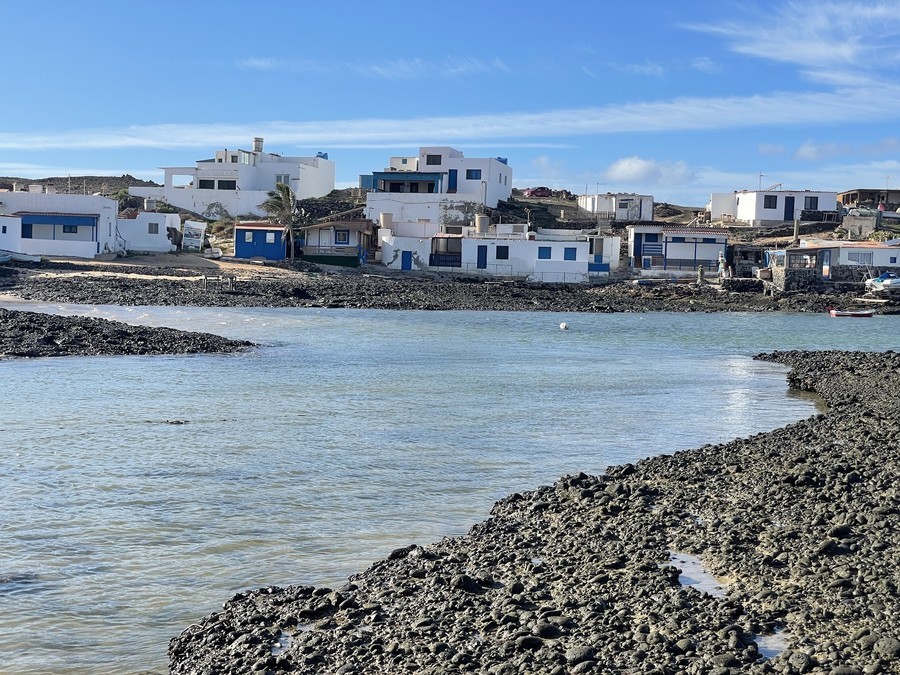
(22, 223, 32, 238)
(645, 233, 659, 242)
(275, 174, 290, 185)
(244, 231, 253, 243)
(63, 225, 77, 234)
(148, 222, 159, 235)
(198, 179, 215, 189)
(764, 195, 778, 209)
(848, 252, 874, 265)
(1, 225, 5, 234)
(804, 196, 819, 210)
(425, 154, 442, 166)
(409, 183, 419, 193)
(466, 169, 481, 180)
(230, 155, 238, 163)
(564, 247, 577, 261)
(496, 245, 509, 260)
(891, 256, 897, 264)
(218, 179, 237, 190)
(702, 237, 716, 243)
(538, 246, 551, 260)
(265, 232, 275, 244)
(432, 237, 461, 254)
(401, 158, 408, 165)
(671, 236, 686, 243)
(334, 230, 350, 246)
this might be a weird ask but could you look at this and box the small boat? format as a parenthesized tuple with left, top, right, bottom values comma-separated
(0, 253, 11, 264)
(829, 308, 874, 318)
(203, 247, 223, 260)
(0, 249, 41, 263)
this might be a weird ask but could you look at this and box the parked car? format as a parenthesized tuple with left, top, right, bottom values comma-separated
(865, 271, 900, 291)
(523, 187, 552, 198)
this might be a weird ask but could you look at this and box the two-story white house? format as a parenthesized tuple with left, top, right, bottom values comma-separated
(707, 189, 838, 226)
(361, 146, 512, 232)
(129, 137, 335, 219)
(577, 193, 654, 222)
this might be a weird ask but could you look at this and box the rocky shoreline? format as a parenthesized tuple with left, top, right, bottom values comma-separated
(0, 307, 253, 360)
(168, 350, 900, 675)
(0, 259, 886, 313)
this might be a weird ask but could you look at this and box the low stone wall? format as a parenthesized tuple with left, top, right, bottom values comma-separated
(773, 267, 821, 292)
(722, 278, 764, 292)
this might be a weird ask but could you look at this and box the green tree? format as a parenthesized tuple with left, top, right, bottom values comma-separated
(260, 183, 300, 260)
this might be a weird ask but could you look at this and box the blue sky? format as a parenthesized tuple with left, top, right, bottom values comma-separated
(3, 0, 900, 206)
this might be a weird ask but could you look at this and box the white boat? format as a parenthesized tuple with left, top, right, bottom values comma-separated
(829, 308, 874, 318)
(0, 253, 11, 264)
(203, 247, 223, 260)
(0, 250, 42, 263)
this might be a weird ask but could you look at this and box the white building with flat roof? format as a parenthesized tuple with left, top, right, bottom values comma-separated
(130, 137, 335, 219)
(361, 146, 512, 229)
(707, 189, 838, 226)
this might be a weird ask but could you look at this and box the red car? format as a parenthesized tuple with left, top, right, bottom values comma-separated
(523, 187, 552, 198)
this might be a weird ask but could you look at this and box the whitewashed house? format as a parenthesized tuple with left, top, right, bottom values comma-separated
(117, 211, 179, 253)
(129, 137, 335, 219)
(361, 146, 512, 229)
(379, 213, 620, 283)
(628, 224, 728, 276)
(707, 189, 838, 226)
(0, 187, 119, 257)
(577, 193, 653, 221)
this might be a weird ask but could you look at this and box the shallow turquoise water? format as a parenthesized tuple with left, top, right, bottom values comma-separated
(1, 304, 897, 674)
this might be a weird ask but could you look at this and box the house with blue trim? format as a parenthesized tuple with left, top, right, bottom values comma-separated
(0, 184, 177, 258)
(0, 186, 119, 257)
(628, 224, 728, 276)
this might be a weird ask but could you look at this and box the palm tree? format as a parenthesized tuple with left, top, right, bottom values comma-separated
(260, 183, 299, 260)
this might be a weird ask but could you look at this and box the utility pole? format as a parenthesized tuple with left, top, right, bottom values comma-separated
(758, 173, 764, 190)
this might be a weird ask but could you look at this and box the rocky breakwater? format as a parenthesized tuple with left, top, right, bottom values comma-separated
(0, 307, 253, 359)
(170, 350, 900, 674)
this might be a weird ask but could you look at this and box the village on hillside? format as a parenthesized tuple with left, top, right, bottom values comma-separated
(2, 137, 899, 302)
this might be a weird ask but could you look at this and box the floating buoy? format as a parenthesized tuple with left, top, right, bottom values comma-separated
(559, 322, 569, 330)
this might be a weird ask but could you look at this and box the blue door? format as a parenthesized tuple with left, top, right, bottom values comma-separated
(401, 250, 412, 270)
(784, 196, 795, 221)
(448, 169, 457, 193)
(477, 245, 487, 269)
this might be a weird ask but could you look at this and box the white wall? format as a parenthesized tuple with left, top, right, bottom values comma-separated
(717, 191, 838, 225)
(120, 212, 179, 253)
(366, 193, 483, 231)
(129, 154, 335, 218)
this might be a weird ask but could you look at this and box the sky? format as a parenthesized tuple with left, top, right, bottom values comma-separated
(3, 0, 900, 207)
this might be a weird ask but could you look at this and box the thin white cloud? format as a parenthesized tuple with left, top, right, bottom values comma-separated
(691, 56, 721, 74)
(619, 60, 665, 78)
(795, 141, 845, 161)
(235, 55, 509, 80)
(604, 157, 694, 186)
(685, 1, 900, 83)
(3, 84, 898, 152)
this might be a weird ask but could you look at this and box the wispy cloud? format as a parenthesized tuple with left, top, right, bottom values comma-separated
(685, 1, 900, 84)
(618, 60, 665, 78)
(604, 156, 694, 186)
(235, 55, 509, 80)
(691, 56, 721, 74)
(3, 84, 898, 152)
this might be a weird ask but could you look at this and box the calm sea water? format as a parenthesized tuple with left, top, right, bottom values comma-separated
(1, 303, 897, 674)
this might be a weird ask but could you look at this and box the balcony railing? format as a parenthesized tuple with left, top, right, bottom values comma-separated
(429, 253, 462, 267)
